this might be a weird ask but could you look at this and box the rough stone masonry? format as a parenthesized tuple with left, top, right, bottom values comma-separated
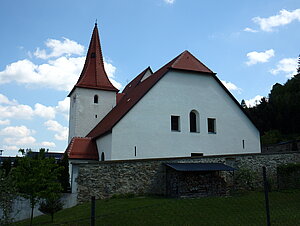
(75, 152, 300, 203)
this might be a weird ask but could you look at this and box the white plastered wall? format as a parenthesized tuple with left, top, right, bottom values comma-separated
(96, 133, 112, 161)
(97, 70, 260, 160)
(68, 88, 116, 143)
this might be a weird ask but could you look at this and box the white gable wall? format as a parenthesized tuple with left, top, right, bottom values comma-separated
(97, 70, 260, 160)
(68, 88, 116, 143)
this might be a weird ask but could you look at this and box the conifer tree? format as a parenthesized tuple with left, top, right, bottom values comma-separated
(297, 54, 300, 75)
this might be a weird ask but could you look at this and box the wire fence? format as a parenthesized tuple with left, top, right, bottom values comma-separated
(26, 166, 300, 226)
(49, 191, 299, 226)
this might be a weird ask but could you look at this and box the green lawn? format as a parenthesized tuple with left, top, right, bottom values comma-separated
(14, 190, 300, 226)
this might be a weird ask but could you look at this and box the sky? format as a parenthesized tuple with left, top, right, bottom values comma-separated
(0, 0, 299, 156)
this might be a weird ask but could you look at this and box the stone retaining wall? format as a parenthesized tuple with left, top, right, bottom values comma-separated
(75, 152, 300, 203)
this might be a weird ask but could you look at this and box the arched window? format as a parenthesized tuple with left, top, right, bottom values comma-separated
(190, 110, 199, 133)
(101, 152, 105, 161)
(94, 95, 98, 104)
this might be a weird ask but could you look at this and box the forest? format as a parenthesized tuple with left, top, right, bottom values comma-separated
(242, 56, 300, 145)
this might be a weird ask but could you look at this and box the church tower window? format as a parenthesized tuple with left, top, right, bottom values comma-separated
(94, 95, 98, 104)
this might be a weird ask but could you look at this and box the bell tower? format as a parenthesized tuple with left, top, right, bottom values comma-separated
(68, 23, 119, 143)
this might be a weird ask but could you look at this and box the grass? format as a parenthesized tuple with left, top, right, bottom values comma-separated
(14, 190, 300, 226)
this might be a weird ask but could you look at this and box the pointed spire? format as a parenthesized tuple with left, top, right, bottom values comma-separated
(74, 24, 118, 92)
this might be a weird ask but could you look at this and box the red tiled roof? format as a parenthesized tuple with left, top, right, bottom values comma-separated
(66, 137, 99, 160)
(116, 93, 125, 104)
(171, 50, 213, 73)
(122, 66, 153, 95)
(87, 50, 214, 139)
(68, 24, 118, 96)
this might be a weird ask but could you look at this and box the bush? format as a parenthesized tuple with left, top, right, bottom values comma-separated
(261, 130, 283, 145)
(277, 163, 300, 189)
(39, 196, 63, 222)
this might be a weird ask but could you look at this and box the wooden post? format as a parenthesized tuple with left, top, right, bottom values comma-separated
(91, 196, 95, 226)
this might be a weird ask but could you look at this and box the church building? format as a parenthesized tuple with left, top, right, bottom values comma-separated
(66, 24, 261, 163)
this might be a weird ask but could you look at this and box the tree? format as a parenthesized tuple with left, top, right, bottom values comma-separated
(1, 158, 12, 176)
(0, 169, 16, 225)
(246, 70, 300, 144)
(12, 151, 62, 226)
(297, 54, 300, 75)
(241, 99, 247, 109)
(58, 152, 70, 193)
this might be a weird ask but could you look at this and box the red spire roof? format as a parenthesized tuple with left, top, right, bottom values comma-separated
(69, 24, 118, 96)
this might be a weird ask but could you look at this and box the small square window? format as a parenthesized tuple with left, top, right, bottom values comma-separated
(171, 115, 180, 132)
(208, 118, 216, 133)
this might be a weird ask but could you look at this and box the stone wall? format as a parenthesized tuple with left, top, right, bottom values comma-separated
(75, 152, 300, 203)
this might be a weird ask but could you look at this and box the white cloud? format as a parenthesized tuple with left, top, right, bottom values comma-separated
(0, 125, 35, 137)
(34, 103, 56, 119)
(221, 80, 242, 93)
(244, 27, 258, 33)
(56, 97, 69, 113)
(104, 61, 122, 90)
(0, 55, 122, 92)
(164, 0, 175, 4)
(245, 95, 264, 107)
(0, 94, 70, 121)
(0, 104, 34, 119)
(253, 9, 300, 32)
(34, 38, 84, 59)
(0, 125, 36, 146)
(2, 145, 19, 151)
(40, 141, 56, 148)
(0, 119, 10, 125)
(270, 58, 298, 78)
(4, 136, 36, 146)
(0, 94, 57, 120)
(44, 120, 68, 141)
(0, 94, 17, 105)
(0, 37, 122, 92)
(246, 49, 275, 65)
(0, 57, 84, 91)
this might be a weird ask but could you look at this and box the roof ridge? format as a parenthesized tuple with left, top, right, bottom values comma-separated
(170, 50, 213, 73)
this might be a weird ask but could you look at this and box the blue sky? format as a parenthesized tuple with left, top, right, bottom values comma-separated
(0, 0, 299, 156)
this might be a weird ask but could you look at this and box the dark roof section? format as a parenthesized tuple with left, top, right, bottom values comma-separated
(68, 24, 118, 97)
(166, 163, 235, 172)
(87, 50, 214, 139)
(66, 137, 99, 160)
(122, 67, 153, 95)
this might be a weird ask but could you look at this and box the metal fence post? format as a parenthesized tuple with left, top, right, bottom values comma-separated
(91, 196, 95, 226)
(263, 166, 271, 226)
